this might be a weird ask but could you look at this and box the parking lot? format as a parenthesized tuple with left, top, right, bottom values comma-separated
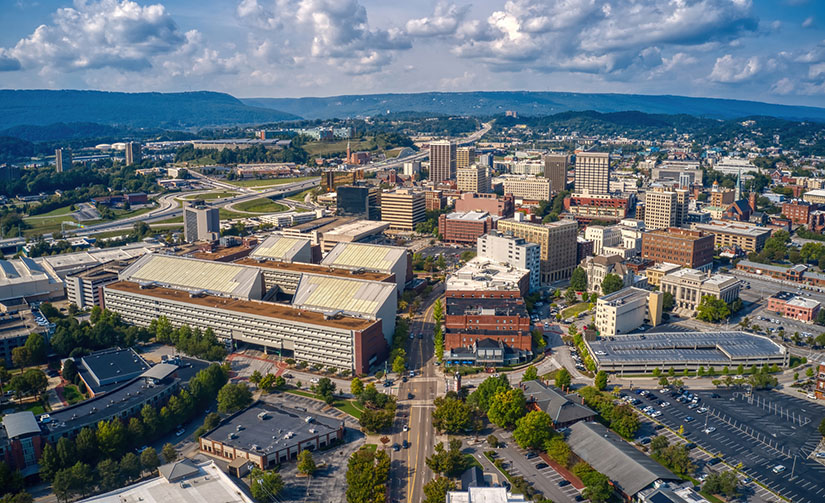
(627, 387, 825, 503)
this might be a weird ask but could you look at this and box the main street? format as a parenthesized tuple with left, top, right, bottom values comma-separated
(390, 284, 444, 503)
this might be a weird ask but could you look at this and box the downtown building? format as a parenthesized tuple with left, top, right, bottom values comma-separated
(594, 287, 663, 337)
(457, 165, 491, 193)
(543, 153, 569, 194)
(574, 152, 610, 195)
(380, 189, 426, 231)
(477, 231, 541, 293)
(691, 221, 771, 253)
(641, 228, 715, 271)
(660, 268, 740, 317)
(183, 201, 220, 243)
(497, 217, 578, 285)
(644, 187, 689, 230)
(454, 193, 515, 217)
(438, 211, 497, 246)
(501, 177, 552, 201)
(430, 140, 456, 184)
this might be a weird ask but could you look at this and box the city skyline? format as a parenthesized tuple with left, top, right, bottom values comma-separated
(0, 0, 824, 108)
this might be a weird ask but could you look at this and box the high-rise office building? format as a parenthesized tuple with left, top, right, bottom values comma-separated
(402, 160, 420, 178)
(429, 140, 456, 184)
(497, 218, 578, 284)
(183, 201, 220, 243)
(477, 153, 493, 168)
(477, 231, 541, 292)
(125, 142, 142, 166)
(337, 185, 380, 220)
(574, 152, 610, 195)
(380, 189, 425, 231)
(543, 154, 569, 194)
(456, 146, 476, 169)
(55, 148, 72, 173)
(457, 165, 491, 193)
(644, 187, 689, 230)
(501, 177, 551, 201)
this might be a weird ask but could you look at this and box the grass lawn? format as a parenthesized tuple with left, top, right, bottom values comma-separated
(219, 209, 253, 220)
(561, 302, 591, 319)
(63, 384, 85, 405)
(303, 139, 374, 157)
(27, 204, 75, 218)
(362, 444, 377, 453)
(180, 191, 239, 200)
(24, 205, 154, 237)
(287, 187, 315, 202)
(151, 217, 183, 225)
(284, 389, 363, 419)
(225, 176, 317, 188)
(233, 198, 289, 213)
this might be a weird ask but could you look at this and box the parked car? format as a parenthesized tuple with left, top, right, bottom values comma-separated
(558, 480, 570, 487)
(536, 462, 548, 470)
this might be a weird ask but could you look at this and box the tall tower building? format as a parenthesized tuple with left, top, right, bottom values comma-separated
(380, 189, 426, 231)
(456, 146, 476, 169)
(497, 219, 578, 285)
(55, 148, 72, 173)
(644, 188, 689, 231)
(183, 201, 220, 243)
(457, 165, 491, 193)
(429, 140, 456, 184)
(574, 152, 610, 195)
(125, 142, 142, 166)
(543, 154, 569, 194)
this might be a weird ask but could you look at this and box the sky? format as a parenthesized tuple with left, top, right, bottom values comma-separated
(2, 0, 825, 107)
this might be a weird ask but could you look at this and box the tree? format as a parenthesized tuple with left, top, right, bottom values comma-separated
(61, 359, 78, 383)
(609, 404, 640, 439)
(545, 437, 571, 466)
(650, 435, 669, 454)
(487, 388, 526, 429)
(594, 371, 608, 391)
(23, 333, 47, 364)
(601, 274, 624, 295)
(696, 295, 731, 323)
(52, 469, 73, 503)
(127, 417, 145, 445)
(659, 376, 669, 387)
(39, 444, 60, 482)
(97, 459, 121, 492)
(297, 450, 317, 476)
(392, 355, 406, 374)
(120, 452, 141, 482)
(217, 382, 253, 413)
(662, 291, 674, 311)
(555, 368, 571, 389)
(346, 448, 390, 503)
(69, 462, 93, 498)
(249, 467, 284, 502)
(11, 347, 31, 368)
(522, 365, 538, 382)
(249, 370, 263, 384)
(433, 299, 443, 323)
(74, 428, 98, 464)
(468, 374, 510, 412)
(258, 373, 277, 392)
(162, 443, 177, 463)
(140, 447, 160, 473)
(56, 437, 76, 470)
(432, 396, 473, 434)
(425, 440, 466, 477)
(570, 267, 587, 291)
(513, 411, 555, 450)
(582, 470, 613, 503)
(351, 377, 364, 397)
(313, 377, 336, 405)
(565, 287, 577, 303)
(703, 471, 739, 498)
(424, 477, 456, 503)
(96, 418, 126, 458)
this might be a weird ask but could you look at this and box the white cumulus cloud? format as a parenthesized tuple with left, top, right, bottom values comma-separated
(708, 54, 761, 83)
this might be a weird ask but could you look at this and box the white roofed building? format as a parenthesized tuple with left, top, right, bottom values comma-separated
(0, 257, 64, 303)
(249, 234, 314, 263)
(321, 242, 408, 292)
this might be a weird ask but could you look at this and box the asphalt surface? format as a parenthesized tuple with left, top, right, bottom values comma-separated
(631, 387, 825, 503)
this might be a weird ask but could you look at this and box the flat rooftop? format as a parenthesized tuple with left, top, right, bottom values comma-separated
(588, 331, 786, 365)
(597, 287, 649, 306)
(107, 281, 376, 331)
(234, 257, 392, 282)
(693, 221, 771, 237)
(447, 257, 528, 292)
(787, 296, 820, 309)
(79, 460, 253, 503)
(249, 235, 310, 261)
(78, 347, 150, 391)
(320, 242, 406, 273)
(446, 296, 527, 317)
(204, 402, 342, 457)
(445, 211, 492, 222)
(322, 220, 390, 240)
(189, 246, 251, 261)
(288, 216, 354, 232)
(646, 228, 708, 241)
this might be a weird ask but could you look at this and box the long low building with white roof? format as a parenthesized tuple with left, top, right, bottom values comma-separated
(0, 257, 64, 303)
(585, 331, 788, 373)
(320, 241, 409, 292)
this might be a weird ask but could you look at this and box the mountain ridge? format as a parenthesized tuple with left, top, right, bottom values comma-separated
(242, 90, 825, 122)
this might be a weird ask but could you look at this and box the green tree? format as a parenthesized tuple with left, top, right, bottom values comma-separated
(140, 447, 160, 473)
(601, 274, 624, 295)
(696, 295, 731, 323)
(97, 458, 121, 492)
(545, 437, 571, 466)
(468, 374, 510, 412)
(570, 267, 587, 291)
(258, 373, 277, 392)
(434, 325, 444, 361)
(703, 471, 739, 498)
(56, 437, 76, 470)
(423, 477, 456, 503)
(313, 377, 336, 405)
(69, 462, 93, 498)
(11, 347, 31, 369)
(249, 467, 284, 502)
(74, 428, 98, 464)
(96, 418, 126, 458)
(23, 333, 47, 364)
(297, 450, 316, 476)
(39, 444, 60, 482)
(346, 448, 390, 503)
(351, 377, 364, 397)
(161, 443, 177, 463)
(659, 376, 669, 387)
(662, 291, 674, 311)
(127, 417, 145, 445)
(52, 469, 73, 503)
(249, 370, 263, 384)
(487, 388, 526, 429)
(433, 299, 443, 323)
(217, 382, 253, 413)
(522, 365, 538, 382)
(425, 440, 466, 477)
(609, 404, 640, 439)
(582, 470, 613, 502)
(513, 410, 555, 450)
(555, 368, 572, 389)
(392, 354, 406, 374)
(594, 371, 608, 391)
(432, 396, 473, 434)
(120, 452, 141, 482)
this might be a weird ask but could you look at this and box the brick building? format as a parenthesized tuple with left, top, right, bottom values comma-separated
(454, 192, 515, 217)
(563, 193, 633, 223)
(426, 190, 447, 211)
(641, 228, 715, 271)
(816, 362, 825, 400)
(782, 200, 819, 225)
(438, 211, 497, 245)
(767, 291, 821, 323)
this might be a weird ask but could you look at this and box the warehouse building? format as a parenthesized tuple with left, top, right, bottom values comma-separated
(0, 257, 64, 303)
(320, 242, 409, 293)
(249, 235, 314, 264)
(586, 331, 788, 373)
(199, 402, 343, 469)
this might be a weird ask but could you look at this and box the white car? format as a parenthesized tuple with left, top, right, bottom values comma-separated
(703, 427, 716, 434)
(651, 411, 662, 418)
(660, 402, 670, 407)
(814, 452, 825, 459)
(175, 428, 185, 437)
(772, 465, 786, 474)
(403, 425, 409, 432)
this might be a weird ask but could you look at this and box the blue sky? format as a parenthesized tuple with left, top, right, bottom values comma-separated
(2, 0, 825, 107)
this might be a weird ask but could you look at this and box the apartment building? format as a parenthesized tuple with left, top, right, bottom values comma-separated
(692, 221, 771, 252)
(457, 165, 491, 193)
(660, 269, 741, 316)
(574, 152, 610, 195)
(456, 146, 476, 168)
(543, 154, 569, 194)
(641, 228, 715, 271)
(497, 218, 577, 284)
(430, 140, 456, 183)
(380, 189, 426, 231)
(477, 231, 541, 293)
(595, 287, 663, 337)
(501, 177, 552, 201)
(782, 200, 819, 225)
(563, 193, 633, 223)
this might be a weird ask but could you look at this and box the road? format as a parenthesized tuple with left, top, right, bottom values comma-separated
(391, 284, 444, 503)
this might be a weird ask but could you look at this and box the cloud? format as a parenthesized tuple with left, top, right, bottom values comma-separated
(708, 54, 761, 83)
(0, 50, 21, 71)
(802, 16, 814, 28)
(406, 2, 469, 37)
(6, 0, 185, 72)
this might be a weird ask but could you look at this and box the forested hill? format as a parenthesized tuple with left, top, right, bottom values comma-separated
(0, 90, 299, 130)
(243, 91, 825, 122)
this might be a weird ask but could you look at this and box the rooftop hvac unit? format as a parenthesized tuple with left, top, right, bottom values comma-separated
(257, 412, 269, 420)
(305, 416, 314, 423)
